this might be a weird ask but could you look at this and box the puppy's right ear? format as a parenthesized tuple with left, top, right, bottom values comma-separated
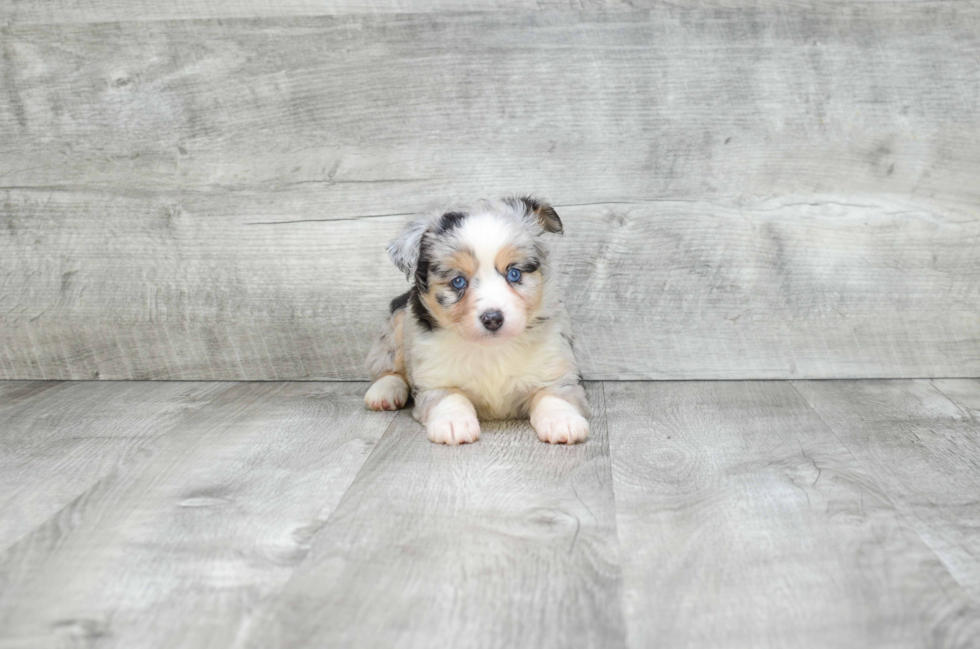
(387, 217, 429, 279)
(516, 195, 563, 234)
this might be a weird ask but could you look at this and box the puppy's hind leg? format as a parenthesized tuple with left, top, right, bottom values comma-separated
(365, 298, 409, 411)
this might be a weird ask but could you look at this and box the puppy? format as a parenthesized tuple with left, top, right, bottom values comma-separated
(364, 196, 589, 446)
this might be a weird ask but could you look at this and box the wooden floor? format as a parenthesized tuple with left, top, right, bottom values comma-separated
(0, 380, 978, 648)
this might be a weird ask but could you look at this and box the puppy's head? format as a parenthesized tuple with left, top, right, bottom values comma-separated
(388, 196, 563, 343)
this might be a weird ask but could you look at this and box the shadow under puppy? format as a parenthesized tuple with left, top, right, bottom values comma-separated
(365, 196, 589, 445)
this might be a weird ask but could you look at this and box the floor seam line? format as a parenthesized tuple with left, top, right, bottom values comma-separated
(601, 380, 635, 649)
(204, 407, 404, 646)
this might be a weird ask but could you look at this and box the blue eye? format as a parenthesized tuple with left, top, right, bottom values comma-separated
(451, 276, 467, 290)
(506, 268, 522, 283)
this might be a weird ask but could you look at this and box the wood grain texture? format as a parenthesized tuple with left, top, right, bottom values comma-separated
(0, 0, 941, 24)
(0, 380, 227, 549)
(2, 9, 977, 201)
(605, 381, 980, 648)
(2, 379, 980, 646)
(933, 379, 980, 417)
(2, 7, 979, 381)
(0, 0, 555, 24)
(247, 383, 625, 649)
(0, 381, 396, 649)
(793, 379, 980, 602)
(3, 194, 978, 381)
(0, 381, 61, 415)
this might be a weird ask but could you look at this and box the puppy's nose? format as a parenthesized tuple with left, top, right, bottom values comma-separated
(480, 310, 504, 332)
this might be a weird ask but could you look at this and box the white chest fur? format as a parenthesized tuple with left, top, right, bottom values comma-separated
(407, 324, 572, 419)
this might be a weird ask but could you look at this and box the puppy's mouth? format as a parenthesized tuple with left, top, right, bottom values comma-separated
(477, 331, 507, 344)
(471, 326, 523, 345)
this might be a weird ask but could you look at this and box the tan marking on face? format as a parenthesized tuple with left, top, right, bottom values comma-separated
(495, 245, 544, 317)
(421, 285, 452, 330)
(421, 277, 477, 333)
(494, 245, 523, 274)
(417, 247, 481, 333)
(521, 271, 544, 317)
(448, 287, 477, 326)
(449, 249, 478, 278)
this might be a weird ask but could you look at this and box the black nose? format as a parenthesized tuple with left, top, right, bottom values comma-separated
(480, 310, 504, 332)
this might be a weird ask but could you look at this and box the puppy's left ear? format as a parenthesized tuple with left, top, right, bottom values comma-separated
(519, 195, 563, 234)
(386, 217, 429, 278)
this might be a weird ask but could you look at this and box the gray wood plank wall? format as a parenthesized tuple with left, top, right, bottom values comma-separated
(2, 5, 978, 380)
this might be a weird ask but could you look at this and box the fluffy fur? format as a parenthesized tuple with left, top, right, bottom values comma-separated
(365, 196, 589, 445)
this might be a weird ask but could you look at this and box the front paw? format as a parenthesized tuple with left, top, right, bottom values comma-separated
(365, 375, 409, 411)
(427, 414, 481, 446)
(532, 411, 589, 445)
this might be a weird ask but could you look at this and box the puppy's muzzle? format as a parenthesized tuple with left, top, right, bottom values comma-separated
(480, 310, 504, 332)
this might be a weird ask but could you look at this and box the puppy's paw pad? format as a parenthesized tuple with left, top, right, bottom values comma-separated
(427, 416, 481, 445)
(534, 413, 589, 445)
(365, 376, 408, 411)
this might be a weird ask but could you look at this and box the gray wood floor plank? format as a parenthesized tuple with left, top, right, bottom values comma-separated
(0, 380, 229, 549)
(0, 382, 396, 649)
(2, 379, 979, 647)
(932, 379, 980, 420)
(605, 381, 980, 649)
(0, 381, 62, 415)
(793, 379, 980, 603)
(3, 193, 977, 381)
(246, 383, 625, 649)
